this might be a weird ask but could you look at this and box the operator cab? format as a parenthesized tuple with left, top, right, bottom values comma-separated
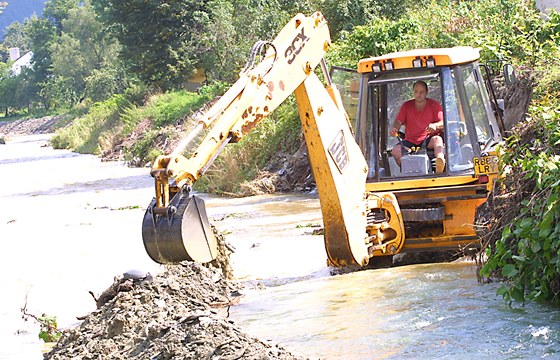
(331, 47, 504, 182)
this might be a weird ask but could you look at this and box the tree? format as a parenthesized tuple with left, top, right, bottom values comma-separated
(50, 0, 126, 105)
(197, 0, 313, 82)
(0, 61, 13, 115)
(93, 0, 215, 91)
(24, 15, 57, 109)
(2, 21, 30, 54)
(308, 0, 423, 40)
(43, 0, 81, 34)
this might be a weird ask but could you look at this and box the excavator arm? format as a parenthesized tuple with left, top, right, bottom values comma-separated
(142, 12, 404, 267)
(150, 12, 331, 207)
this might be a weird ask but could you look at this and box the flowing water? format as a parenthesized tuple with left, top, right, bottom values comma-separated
(230, 263, 560, 359)
(1, 134, 559, 359)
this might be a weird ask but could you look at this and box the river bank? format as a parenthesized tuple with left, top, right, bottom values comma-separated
(2, 128, 560, 359)
(0, 134, 325, 359)
(0, 133, 161, 358)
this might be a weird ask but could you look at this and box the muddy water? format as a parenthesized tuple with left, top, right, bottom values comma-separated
(230, 263, 560, 359)
(1, 134, 560, 359)
(211, 198, 560, 359)
(0, 134, 163, 359)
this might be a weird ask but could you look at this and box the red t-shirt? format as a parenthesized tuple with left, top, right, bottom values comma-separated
(395, 98, 443, 144)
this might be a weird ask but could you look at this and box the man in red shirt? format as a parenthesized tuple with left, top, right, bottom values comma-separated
(390, 80, 445, 173)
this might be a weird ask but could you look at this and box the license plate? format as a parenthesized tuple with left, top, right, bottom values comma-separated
(473, 155, 499, 175)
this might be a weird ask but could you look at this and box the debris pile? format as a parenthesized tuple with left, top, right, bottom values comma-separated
(44, 261, 308, 360)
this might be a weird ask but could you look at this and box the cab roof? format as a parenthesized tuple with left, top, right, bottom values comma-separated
(357, 46, 480, 73)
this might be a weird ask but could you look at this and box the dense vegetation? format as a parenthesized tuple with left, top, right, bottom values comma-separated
(479, 72, 560, 306)
(1, 0, 560, 305)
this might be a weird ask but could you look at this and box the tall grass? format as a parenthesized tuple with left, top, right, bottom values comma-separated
(195, 96, 301, 194)
(50, 83, 225, 158)
(50, 95, 129, 154)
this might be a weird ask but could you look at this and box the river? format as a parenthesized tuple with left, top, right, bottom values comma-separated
(0, 134, 559, 359)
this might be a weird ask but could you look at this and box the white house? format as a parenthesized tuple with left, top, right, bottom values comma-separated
(10, 49, 33, 76)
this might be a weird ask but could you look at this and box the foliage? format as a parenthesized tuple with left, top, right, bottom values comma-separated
(327, 17, 420, 67)
(2, 21, 29, 54)
(327, 0, 560, 69)
(24, 15, 57, 110)
(468, 6, 560, 306)
(532, 47, 560, 98)
(49, 0, 125, 107)
(43, 0, 79, 34)
(480, 102, 560, 306)
(92, 0, 214, 91)
(38, 314, 62, 343)
(20, 297, 62, 343)
(51, 82, 224, 164)
(51, 93, 132, 153)
(312, 0, 421, 40)
(122, 82, 226, 165)
(145, 90, 211, 128)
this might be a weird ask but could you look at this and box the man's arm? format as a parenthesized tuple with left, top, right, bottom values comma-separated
(426, 104, 444, 134)
(390, 120, 403, 137)
(427, 118, 443, 133)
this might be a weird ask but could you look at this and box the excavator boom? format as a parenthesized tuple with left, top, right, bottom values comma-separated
(142, 12, 377, 266)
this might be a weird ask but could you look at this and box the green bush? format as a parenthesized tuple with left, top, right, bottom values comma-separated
(51, 82, 227, 158)
(51, 94, 131, 153)
(481, 102, 560, 305)
(147, 91, 206, 128)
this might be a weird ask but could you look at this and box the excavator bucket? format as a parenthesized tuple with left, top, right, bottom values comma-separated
(142, 194, 218, 264)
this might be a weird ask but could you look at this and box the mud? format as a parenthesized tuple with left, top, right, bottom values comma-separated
(492, 67, 535, 132)
(44, 232, 309, 360)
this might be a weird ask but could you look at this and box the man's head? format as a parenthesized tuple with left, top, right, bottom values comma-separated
(413, 80, 428, 103)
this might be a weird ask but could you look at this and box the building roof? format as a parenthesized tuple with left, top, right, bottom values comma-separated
(11, 51, 33, 75)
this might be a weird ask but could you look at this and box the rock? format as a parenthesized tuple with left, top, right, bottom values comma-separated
(123, 269, 153, 282)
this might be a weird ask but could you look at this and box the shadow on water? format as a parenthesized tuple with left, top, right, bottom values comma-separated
(10, 174, 153, 197)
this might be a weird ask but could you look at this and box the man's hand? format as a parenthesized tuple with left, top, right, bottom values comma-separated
(390, 127, 399, 137)
(426, 123, 438, 134)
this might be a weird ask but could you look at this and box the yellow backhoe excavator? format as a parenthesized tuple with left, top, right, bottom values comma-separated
(141, 12, 507, 268)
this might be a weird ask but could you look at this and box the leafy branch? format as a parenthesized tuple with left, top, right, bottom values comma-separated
(20, 292, 62, 343)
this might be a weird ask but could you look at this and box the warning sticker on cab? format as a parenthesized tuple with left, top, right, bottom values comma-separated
(474, 155, 499, 175)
